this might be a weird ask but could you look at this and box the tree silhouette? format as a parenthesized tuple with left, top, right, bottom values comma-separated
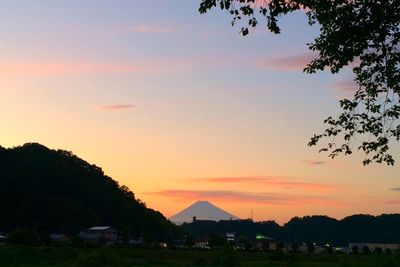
(199, 0, 400, 165)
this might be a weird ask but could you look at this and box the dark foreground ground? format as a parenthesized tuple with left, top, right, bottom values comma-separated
(0, 246, 399, 267)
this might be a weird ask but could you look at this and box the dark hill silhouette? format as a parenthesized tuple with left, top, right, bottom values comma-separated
(0, 143, 176, 239)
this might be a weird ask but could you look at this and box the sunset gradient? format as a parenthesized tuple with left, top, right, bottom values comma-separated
(0, 0, 399, 224)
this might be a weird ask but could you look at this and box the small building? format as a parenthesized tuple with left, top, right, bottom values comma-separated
(225, 232, 236, 243)
(79, 226, 118, 245)
(194, 236, 210, 249)
(50, 234, 71, 245)
(171, 238, 187, 248)
(334, 246, 350, 254)
(0, 234, 6, 246)
(129, 237, 145, 246)
(255, 234, 277, 251)
(349, 243, 400, 253)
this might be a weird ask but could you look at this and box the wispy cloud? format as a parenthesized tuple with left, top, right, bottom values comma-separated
(303, 160, 326, 166)
(332, 78, 358, 98)
(0, 58, 193, 77)
(187, 176, 338, 192)
(146, 189, 347, 206)
(256, 53, 317, 71)
(384, 200, 400, 205)
(390, 187, 400, 191)
(100, 104, 135, 111)
(0, 62, 143, 76)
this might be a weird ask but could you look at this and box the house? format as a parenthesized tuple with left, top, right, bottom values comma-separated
(334, 246, 350, 254)
(129, 237, 145, 246)
(171, 238, 187, 248)
(255, 234, 277, 251)
(349, 243, 400, 253)
(79, 226, 118, 245)
(0, 234, 6, 246)
(225, 232, 236, 243)
(50, 234, 71, 245)
(194, 236, 210, 249)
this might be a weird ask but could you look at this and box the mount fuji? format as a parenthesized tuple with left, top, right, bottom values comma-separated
(169, 200, 240, 225)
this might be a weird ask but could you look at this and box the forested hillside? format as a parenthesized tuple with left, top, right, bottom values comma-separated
(0, 143, 176, 239)
(183, 214, 400, 246)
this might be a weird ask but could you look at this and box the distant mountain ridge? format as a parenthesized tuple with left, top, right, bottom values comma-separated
(182, 214, 400, 245)
(170, 201, 240, 225)
(0, 143, 176, 238)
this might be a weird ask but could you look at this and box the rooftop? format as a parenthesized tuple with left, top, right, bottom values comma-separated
(88, 226, 112, 231)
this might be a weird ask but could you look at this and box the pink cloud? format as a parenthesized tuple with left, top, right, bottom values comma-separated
(146, 189, 349, 207)
(303, 160, 326, 166)
(0, 62, 143, 76)
(100, 104, 135, 111)
(256, 53, 318, 71)
(362, 196, 400, 206)
(0, 58, 193, 77)
(384, 200, 400, 205)
(188, 176, 339, 192)
(332, 78, 358, 98)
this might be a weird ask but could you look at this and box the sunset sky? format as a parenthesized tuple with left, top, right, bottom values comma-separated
(1, 0, 399, 224)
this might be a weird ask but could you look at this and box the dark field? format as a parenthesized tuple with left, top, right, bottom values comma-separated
(0, 246, 399, 267)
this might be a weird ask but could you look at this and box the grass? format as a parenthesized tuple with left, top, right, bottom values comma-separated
(0, 246, 399, 267)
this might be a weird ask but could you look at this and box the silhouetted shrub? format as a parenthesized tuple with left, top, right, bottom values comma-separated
(213, 249, 240, 266)
(192, 256, 208, 266)
(7, 230, 40, 246)
(385, 248, 392, 255)
(0, 246, 21, 266)
(374, 247, 383, 255)
(208, 234, 227, 249)
(74, 248, 127, 267)
(379, 256, 399, 267)
(38, 234, 52, 246)
(269, 250, 285, 261)
(285, 253, 299, 264)
(307, 242, 315, 254)
(323, 246, 334, 254)
(362, 245, 370, 255)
